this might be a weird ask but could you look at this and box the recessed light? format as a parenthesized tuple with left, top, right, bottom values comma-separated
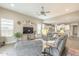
(10, 4, 15, 7)
(65, 9, 70, 11)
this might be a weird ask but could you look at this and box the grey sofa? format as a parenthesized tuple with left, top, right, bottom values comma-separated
(50, 34, 68, 56)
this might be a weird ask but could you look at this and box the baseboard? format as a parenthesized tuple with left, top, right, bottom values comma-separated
(5, 41, 17, 44)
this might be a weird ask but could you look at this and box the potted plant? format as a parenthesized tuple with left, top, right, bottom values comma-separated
(14, 32, 22, 41)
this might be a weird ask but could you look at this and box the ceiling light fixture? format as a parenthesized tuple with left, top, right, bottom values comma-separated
(10, 3, 15, 7)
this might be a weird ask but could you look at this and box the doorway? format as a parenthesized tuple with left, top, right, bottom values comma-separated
(73, 25, 78, 37)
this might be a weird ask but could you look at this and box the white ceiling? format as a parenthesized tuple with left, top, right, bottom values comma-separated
(0, 3, 79, 21)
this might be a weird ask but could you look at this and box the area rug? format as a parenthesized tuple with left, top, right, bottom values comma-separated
(67, 48, 79, 56)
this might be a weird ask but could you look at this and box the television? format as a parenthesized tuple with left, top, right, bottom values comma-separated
(23, 27, 33, 34)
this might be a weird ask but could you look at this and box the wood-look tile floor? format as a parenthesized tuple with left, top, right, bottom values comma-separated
(66, 37, 79, 50)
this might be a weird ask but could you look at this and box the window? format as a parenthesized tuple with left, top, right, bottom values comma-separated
(1, 18, 14, 37)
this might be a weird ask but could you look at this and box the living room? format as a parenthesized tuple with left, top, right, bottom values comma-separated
(0, 3, 79, 56)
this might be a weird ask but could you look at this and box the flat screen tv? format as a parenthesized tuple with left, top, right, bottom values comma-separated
(23, 27, 33, 34)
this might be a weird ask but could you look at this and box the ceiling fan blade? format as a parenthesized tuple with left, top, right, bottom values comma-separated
(44, 14, 46, 16)
(35, 11, 41, 16)
(41, 6, 45, 11)
(42, 13, 46, 16)
(41, 6, 44, 9)
(46, 11, 50, 13)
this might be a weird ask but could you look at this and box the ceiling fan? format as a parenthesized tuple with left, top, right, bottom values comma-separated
(39, 6, 50, 16)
